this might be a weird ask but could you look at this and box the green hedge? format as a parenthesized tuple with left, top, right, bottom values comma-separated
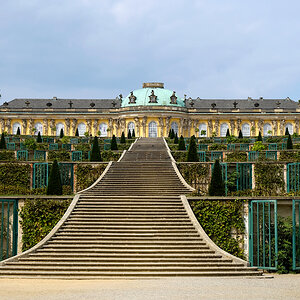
(20, 199, 71, 251)
(190, 199, 245, 258)
(0, 151, 15, 161)
(48, 150, 71, 161)
(225, 152, 248, 162)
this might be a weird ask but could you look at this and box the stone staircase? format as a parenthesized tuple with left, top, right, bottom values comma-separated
(0, 138, 261, 278)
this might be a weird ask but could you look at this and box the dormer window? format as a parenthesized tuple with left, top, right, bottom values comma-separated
(46, 102, 52, 107)
(90, 102, 95, 108)
(170, 91, 177, 104)
(233, 101, 238, 109)
(148, 90, 157, 103)
(128, 91, 136, 104)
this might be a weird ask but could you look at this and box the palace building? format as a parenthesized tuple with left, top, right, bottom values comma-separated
(0, 82, 299, 138)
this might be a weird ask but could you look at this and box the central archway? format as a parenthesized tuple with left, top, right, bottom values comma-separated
(148, 121, 158, 137)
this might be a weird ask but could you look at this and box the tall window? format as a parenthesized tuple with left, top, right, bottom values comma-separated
(263, 123, 272, 136)
(198, 123, 207, 137)
(56, 123, 65, 136)
(148, 121, 158, 137)
(99, 123, 108, 137)
(171, 122, 179, 135)
(12, 122, 21, 135)
(128, 122, 135, 134)
(285, 123, 294, 135)
(242, 123, 250, 137)
(220, 123, 229, 137)
(77, 123, 86, 137)
(34, 122, 43, 135)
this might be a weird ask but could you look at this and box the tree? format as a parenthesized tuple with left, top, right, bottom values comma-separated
(16, 127, 21, 135)
(285, 127, 290, 136)
(257, 131, 263, 142)
(0, 133, 6, 149)
(90, 136, 102, 161)
(238, 130, 243, 139)
(120, 132, 126, 144)
(170, 129, 175, 139)
(226, 128, 230, 137)
(60, 128, 64, 138)
(132, 129, 135, 138)
(209, 159, 225, 196)
(174, 133, 178, 144)
(36, 131, 42, 143)
(75, 128, 79, 137)
(110, 134, 118, 150)
(168, 129, 172, 138)
(46, 160, 62, 195)
(127, 130, 132, 139)
(287, 133, 293, 149)
(178, 135, 186, 150)
(187, 135, 198, 162)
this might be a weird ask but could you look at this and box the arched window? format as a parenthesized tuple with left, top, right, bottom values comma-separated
(12, 122, 21, 135)
(220, 123, 229, 137)
(99, 123, 108, 137)
(198, 123, 207, 137)
(34, 122, 43, 135)
(171, 122, 179, 135)
(263, 123, 272, 136)
(56, 123, 65, 136)
(285, 123, 294, 135)
(148, 121, 158, 137)
(242, 123, 250, 137)
(77, 123, 86, 137)
(127, 122, 135, 134)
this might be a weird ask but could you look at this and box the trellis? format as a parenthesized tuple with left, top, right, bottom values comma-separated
(72, 151, 82, 161)
(34, 150, 46, 161)
(287, 163, 300, 193)
(236, 163, 252, 191)
(33, 163, 49, 188)
(17, 150, 28, 161)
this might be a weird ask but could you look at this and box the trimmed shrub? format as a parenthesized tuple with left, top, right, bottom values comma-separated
(209, 159, 225, 196)
(287, 134, 293, 149)
(285, 127, 290, 136)
(170, 129, 175, 139)
(132, 129, 135, 138)
(60, 128, 64, 138)
(257, 131, 263, 142)
(178, 135, 186, 151)
(127, 130, 132, 139)
(174, 133, 178, 144)
(187, 135, 198, 162)
(238, 130, 243, 139)
(0, 133, 6, 149)
(36, 132, 42, 143)
(90, 136, 102, 162)
(110, 135, 118, 150)
(168, 129, 172, 138)
(16, 127, 21, 135)
(46, 160, 63, 195)
(75, 128, 79, 137)
(226, 129, 230, 137)
(120, 132, 126, 144)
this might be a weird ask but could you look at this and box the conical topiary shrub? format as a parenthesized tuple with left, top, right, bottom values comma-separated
(60, 128, 64, 138)
(168, 129, 172, 138)
(209, 159, 225, 196)
(120, 132, 126, 144)
(238, 130, 243, 139)
(178, 135, 186, 150)
(257, 131, 263, 142)
(110, 135, 118, 150)
(174, 133, 178, 144)
(128, 130, 132, 139)
(226, 128, 230, 137)
(75, 128, 79, 137)
(285, 127, 290, 136)
(287, 133, 293, 149)
(16, 127, 21, 135)
(46, 160, 63, 195)
(36, 132, 42, 143)
(187, 135, 198, 162)
(90, 136, 102, 161)
(132, 129, 135, 138)
(0, 133, 6, 149)
(170, 129, 175, 139)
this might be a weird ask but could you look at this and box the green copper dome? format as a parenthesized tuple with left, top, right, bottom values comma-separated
(121, 83, 185, 108)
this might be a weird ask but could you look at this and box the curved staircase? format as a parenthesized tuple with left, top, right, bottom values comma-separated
(0, 138, 261, 278)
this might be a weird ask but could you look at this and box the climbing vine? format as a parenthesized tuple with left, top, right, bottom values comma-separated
(254, 162, 285, 196)
(0, 151, 15, 161)
(75, 164, 107, 191)
(20, 199, 71, 251)
(190, 199, 245, 258)
(225, 152, 248, 162)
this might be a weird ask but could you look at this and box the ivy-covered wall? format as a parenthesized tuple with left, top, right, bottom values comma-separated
(190, 199, 245, 259)
(20, 199, 71, 251)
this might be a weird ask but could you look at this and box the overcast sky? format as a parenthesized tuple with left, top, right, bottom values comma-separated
(1, 0, 300, 103)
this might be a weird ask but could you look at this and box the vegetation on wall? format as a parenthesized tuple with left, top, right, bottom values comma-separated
(279, 151, 300, 162)
(0, 151, 15, 161)
(48, 150, 70, 161)
(225, 152, 248, 162)
(75, 164, 107, 191)
(254, 162, 285, 196)
(190, 199, 245, 258)
(20, 199, 71, 251)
